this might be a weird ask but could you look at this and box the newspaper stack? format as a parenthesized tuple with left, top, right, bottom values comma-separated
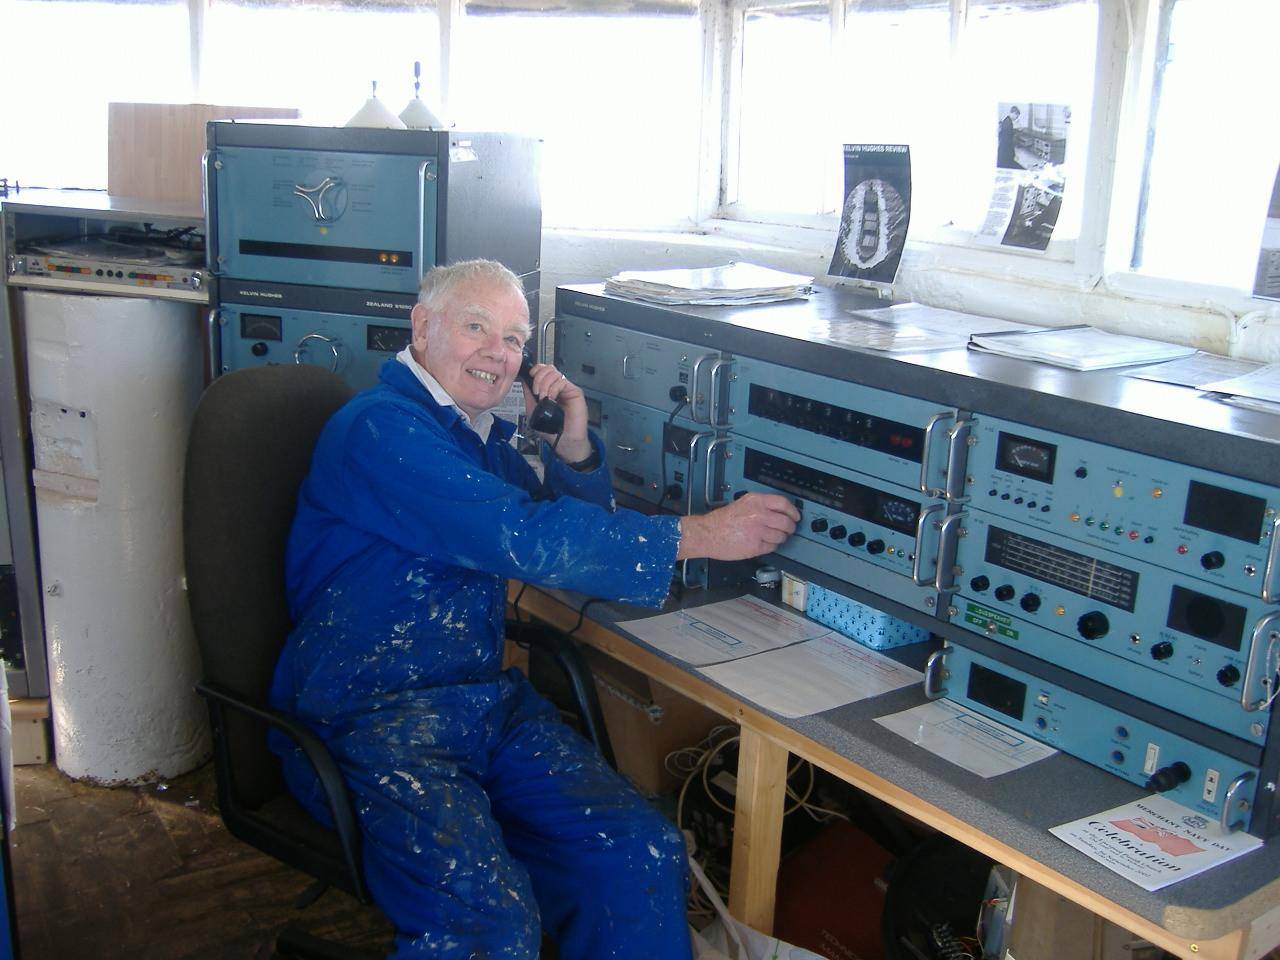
(604, 262, 813, 306)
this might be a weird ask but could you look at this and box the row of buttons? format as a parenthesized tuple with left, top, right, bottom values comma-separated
(809, 518, 887, 555)
(987, 490, 1052, 512)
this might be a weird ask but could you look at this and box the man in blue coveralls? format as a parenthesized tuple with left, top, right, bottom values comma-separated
(270, 259, 800, 959)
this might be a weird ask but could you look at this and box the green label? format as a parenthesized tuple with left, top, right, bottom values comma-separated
(964, 602, 1019, 640)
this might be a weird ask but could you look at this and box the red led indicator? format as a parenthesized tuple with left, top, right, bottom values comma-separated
(1176, 544, 1189, 555)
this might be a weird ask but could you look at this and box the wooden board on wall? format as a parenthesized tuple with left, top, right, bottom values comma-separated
(107, 103, 300, 209)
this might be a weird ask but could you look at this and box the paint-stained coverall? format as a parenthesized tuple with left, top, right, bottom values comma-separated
(270, 358, 693, 959)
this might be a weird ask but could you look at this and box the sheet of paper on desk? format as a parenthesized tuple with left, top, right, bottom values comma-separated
(615, 595, 830, 666)
(874, 699, 1056, 778)
(696, 634, 921, 718)
(1049, 795, 1263, 892)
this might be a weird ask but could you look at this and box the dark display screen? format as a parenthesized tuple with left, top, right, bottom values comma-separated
(240, 313, 282, 341)
(747, 384, 924, 464)
(995, 432, 1057, 483)
(743, 447, 920, 535)
(366, 323, 412, 353)
(1183, 480, 1266, 544)
(1166, 585, 1246, 651)
(967, 663, 1027, 722)
(985, 526, 1139, 612)
(664, 423, 697, 458)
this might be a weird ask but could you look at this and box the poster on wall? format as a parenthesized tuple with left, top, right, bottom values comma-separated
(977, 102, 1070, 252)
(1253, 162, 1280, 299)
(828, 144, 911, 285)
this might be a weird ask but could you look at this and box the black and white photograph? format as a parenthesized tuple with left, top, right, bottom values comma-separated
(996, 102, 1071, 172)
(828, 144, 911, 285)
(1001, 176, 1065, 251)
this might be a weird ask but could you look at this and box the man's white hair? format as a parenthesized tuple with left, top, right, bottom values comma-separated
(418, 259, 528, 314)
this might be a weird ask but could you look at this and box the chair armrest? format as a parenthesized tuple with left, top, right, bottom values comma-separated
(195, 680, 366, 899)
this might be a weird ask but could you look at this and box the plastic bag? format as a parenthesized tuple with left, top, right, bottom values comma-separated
(688, 857, 831, 960)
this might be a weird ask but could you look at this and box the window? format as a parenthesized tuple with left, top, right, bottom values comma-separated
(201, 0, 440, 124)
(452, 0, 702, 229)
(0, 0, 191, 188)
(1132, 0, 1280, 293)
(724, 0, 1099, 250)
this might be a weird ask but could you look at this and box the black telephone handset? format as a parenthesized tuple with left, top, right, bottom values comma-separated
(519, 354, 566, 436)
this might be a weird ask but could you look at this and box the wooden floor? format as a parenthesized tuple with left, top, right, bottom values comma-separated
(8, 761, 394, 959)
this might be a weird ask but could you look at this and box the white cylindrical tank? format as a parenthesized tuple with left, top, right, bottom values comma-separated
(21, 290, 209, 782)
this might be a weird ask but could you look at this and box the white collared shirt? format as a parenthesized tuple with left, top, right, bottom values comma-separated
(397, 347, 495, 443)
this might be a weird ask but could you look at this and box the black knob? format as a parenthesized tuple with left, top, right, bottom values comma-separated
(1217, 664, 1241, 687)
(1151, 641, 1174, 661)
(1201, 551, 1225, 571)
(1077, 611, 1110, 640)
(1145, 761, 1191, 793)
(829, 525, 847, 540)
(866, 539, 885, 555)
(994, 585, 1015, 602)
(251, 341, 269, 357)
(970, 575, 990, 592)
(810, 518, 828, 533)
(669, 385, 688, 403)
(1075, 466, 1088, 478)
(1020, 593, 1042, 613)
(664, 484, 683, 502)
(847, 531, 866, 547)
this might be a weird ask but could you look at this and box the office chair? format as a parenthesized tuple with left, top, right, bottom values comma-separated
(183, 364, 612, 960)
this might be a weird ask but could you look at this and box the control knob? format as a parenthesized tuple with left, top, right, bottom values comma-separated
(847, 531, 866, 547)
(1020, 593, 1042, 613)
(866, 539, 885, 555)
(1217, 664, 1241, 687)
(994, 585, 1015, 602)
(251, 341, 269, 357)
(1145, 761, 1191, 793)
(664, 484, 684, 503)
(810, 518, 828, 533)
(1201, 551, 1225, 571)
(970, 576, 990, 592)
(1150, 641, 1174, 662)
(829, 525, 847, 540)
(1077, 611, 1110, 640)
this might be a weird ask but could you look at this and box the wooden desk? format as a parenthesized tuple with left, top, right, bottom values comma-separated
(510, 583, 1280, 960)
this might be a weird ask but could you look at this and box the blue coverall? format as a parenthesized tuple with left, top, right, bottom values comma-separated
(270, 359, 694, 959)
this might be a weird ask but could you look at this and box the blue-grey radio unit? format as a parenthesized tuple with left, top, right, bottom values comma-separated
(206, 122, 541, 389)
(584, 390, 724, 517)
(927, 641, 1270, 835)
(949, 510, 1278, 746)
(964, 414, 1280, 599)
(216, 281, 415, 389)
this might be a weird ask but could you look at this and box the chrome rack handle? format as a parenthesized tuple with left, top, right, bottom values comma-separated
(295, 333, 341, 372)
(911, 502, 947, 586)
(687, 431, 717, 516)
(538, 316, 559, 366)
(923, 648, 949, 700)
(689, 353, 716, 424)
(201, 150, 215, 273)
(1262, 514, 1280, 603)
(205, 308, 222, 383)
(918, 412, 956, 498)
(1219, 771, 1256, 833)
(934, 512, 967, 592)
(1241, 610, 1280, 712)
(708, 357, 732, 427)
(944, 417, 973, 503)
(416, 161, 432, 284)
(702, 437, 731, 507)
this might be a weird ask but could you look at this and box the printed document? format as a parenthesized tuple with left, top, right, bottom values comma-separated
(874, 699, 1056, 778)
(697, 634, 921, 718)
(1050, 795, 1263, 891)
(615, 595, 829, 667)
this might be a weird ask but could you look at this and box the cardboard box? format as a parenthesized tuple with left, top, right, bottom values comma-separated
(107, 103, 299, 207)
(1004, 875, 1162, 960)
(9, 698, 50, 765)
(584, 648, 723, 796)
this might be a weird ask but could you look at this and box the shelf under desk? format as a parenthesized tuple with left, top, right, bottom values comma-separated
(509, 581, 1280, 960)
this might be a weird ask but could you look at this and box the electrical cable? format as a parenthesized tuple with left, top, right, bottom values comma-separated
(656, 395, 689, 513)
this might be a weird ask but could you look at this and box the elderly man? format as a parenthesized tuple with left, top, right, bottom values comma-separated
(269, 259, 799, 959)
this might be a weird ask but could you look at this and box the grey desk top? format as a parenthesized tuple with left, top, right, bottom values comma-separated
(520, 580, 1280, 943)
